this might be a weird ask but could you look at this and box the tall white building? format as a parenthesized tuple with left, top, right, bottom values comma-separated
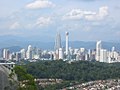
(100, 49, 108, 62)
(54, 32, 63, 60)
(59, 48, 63, 59)
(54, 32, 62, 50)
(3, 49, 10, 60)
(20, 49, 26, 59)
(26, 45, 33, 59)
(96, 40, 102, 61)
(66, 32, 69, 55)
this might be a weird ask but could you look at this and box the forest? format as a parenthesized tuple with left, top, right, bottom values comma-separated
(24, 60, 120, 81)
(15, 60, 120, 90)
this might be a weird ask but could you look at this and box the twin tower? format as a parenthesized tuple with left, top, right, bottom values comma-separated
(54, 32, 69, 60)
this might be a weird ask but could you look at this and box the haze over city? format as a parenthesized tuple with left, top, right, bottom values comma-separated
(0, 0, 120, 42)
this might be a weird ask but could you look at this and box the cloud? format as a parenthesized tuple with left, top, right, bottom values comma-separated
(35, 17, 52, 27)
(86, 6, 108, 20)
(63, 6, 108, 21)
(26, 0, 55, 9)
(98, 6, 108, 18)
(10, 22, 20, 29)
(63, 9, 96, 20)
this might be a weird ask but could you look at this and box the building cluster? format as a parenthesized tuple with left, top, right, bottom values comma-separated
(95, 41, 120, 63)
(62, 79, 120, 90)
(1, 45, 54, 61)
(54, 32, 120, 63)
(1, 32, 120, 63)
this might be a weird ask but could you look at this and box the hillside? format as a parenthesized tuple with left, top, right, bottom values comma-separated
(20, 60, 120, 89)
(24, 61, 120, 81)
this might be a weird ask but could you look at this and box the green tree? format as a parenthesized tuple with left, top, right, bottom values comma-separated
(14, 66, 37, 90)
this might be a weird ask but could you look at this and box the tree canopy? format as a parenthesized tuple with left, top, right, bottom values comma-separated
(23, 60, 120, 82)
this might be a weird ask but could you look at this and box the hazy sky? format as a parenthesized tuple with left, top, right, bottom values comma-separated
(0, 0, 120, 41)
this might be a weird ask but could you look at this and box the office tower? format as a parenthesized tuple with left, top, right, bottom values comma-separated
(66, 32, 69, 55)
(9, 53, 15, 60)
(54, 32, 63, 60)
(59, 48, 63, 59)
(76, 53, 80, 61)
(96, 40, 102, 61)
(36, 48, 42, 59)
(108, 51, 112, 63)
(16, 52, 21, 61)
(20, 49, 26, 59)
(85, 54, 89, 61)
(26, 45, 33, 59)
(65, 32, 71, 60)
(3, 49, 10, 60)
(54, 32, 62, 50)
(69, 47, 73, 55)
(88, 49, 92, 60)
(49, 51, 54, 60)
(100, 49, 108, 62)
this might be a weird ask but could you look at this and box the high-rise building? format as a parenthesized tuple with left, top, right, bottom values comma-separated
(3, 49, 10, 60)
(59, 48, 63, 59)
(16, 52, 21, 61)
(54, 32, 62, 50)
(20, 49, 26, 59)
(66, 32, 69, 55)
(26, 45, 33, 60)
(65, 32, 71, 60)
(100, 49, 108, 62)
(54, 32, 63, 60)
(96, 40, 102, 61)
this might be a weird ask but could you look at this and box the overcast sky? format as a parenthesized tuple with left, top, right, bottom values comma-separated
(0, 0, 120, 42)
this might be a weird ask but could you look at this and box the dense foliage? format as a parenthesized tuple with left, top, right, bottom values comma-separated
(23, 60, 120, 83)
(14, 66, 37, 90)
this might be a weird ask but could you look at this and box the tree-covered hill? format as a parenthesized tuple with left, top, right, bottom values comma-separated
(23, 60, 120, 83)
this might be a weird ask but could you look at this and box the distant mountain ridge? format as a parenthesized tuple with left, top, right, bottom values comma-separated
(0, 35, 120, 51)
(0, 41, 120, 52)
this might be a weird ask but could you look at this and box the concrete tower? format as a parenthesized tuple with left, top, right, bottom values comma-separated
(66, 32, 69, 55)
(96, 40, 102, 61)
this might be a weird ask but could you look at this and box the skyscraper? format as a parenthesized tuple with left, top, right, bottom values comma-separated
(3, 49, 10, 60)
(59, 48, 63, 59)
(54, 32, 62, 50)
(20, 49, 26, 59)
(54, 32, 63, 60)
(66, 32, 69, 55)
(96, 40, 102, 61)
(100, 49, 108, 62)
(65, 32, 70, 60)
(26, 45, 33, 60)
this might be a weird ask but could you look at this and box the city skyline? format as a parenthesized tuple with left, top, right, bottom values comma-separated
(0, 0, 120, 41)
(1, 39, 120, 63)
